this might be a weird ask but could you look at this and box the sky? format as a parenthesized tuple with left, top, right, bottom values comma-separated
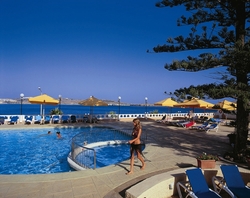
(0, 0, 225, 104)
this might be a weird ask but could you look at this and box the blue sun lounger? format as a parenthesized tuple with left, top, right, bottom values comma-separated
(25, 116, 33, 124)
(34, 115, 42, 124)
(8, 116, 19, 124)
(70, 115, 77, 123)
(177, 168, 221, 198)
(52, 115, 60, 124)
(217, 165, 250, 198)
(0, 116, 6, 125)
(44, 115, 51, 124)
(61, 115, 69, 123)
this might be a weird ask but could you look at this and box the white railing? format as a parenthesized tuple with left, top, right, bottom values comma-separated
(0, 112, 215, 124)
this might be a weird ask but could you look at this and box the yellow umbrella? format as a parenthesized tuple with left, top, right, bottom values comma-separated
(28, 94, 59, 105)
(79, 96, 108, 115)
(154, 98, 178, 107)
(216, 100, 236, 111)
(174, 98, 214, 109)
(79, 96, 108, 107)
(29, 94, 59, 116)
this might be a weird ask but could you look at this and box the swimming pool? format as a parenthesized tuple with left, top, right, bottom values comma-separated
(0, 126, 131, 174)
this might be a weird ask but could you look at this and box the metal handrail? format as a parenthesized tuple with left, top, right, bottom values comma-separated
(69, 128, 135, 169)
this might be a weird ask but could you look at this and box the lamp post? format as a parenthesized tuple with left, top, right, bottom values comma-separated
(20, 93, 24, 115)
(58, 94, 62, 114)
(118, 96, 121, 121)
(145, 97, 148, 118)
(38, 87, 42, 115)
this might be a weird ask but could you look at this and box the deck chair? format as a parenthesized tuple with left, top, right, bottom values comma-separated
(25, 116, 33, 124)
(199, 123, 219, 133)
(0, 116, 6, 125)
(34, 115, 42, 124)
(52, 115, 60, 124)
(61, 115, 69, 123)
(218, 165, 250, 198)
(44, 115, 51, 124)
(8, 116, 19, 124)
(177, 168, 221, 198)
(182, 121, 196, 128)
(191, 122, 210, 130)
(70, 115, 77, 123)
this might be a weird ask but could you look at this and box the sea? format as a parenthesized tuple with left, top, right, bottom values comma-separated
(0, 104, 216, 115)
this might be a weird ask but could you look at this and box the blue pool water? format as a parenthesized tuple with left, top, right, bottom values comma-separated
(76, 143, 145, 169)
(0, 127, 131, 174)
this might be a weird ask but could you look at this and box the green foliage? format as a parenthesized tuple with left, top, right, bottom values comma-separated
(108, 111, 117, 118)
(150, 110, 159, 114)
(152, 0, 250, 155)
(50, 108, 63, 115)
(197, 152, 218, 161)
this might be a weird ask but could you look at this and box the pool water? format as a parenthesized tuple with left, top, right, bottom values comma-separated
(0, 127, 131, 174)
(77, 144, 145, 169)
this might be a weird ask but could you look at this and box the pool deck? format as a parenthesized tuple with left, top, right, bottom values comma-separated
(0, 120, 249, 198)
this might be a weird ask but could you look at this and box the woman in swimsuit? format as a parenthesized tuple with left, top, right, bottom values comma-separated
(126, 118, 145, 175)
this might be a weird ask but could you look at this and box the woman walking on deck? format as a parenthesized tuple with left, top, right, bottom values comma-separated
(126, 118, 145, 175)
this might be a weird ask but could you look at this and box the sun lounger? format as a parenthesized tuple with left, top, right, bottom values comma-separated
(197, 116, 209, 123)
(52, 115, 60, 124)
(177, 168, 221, 198)
(212, 165, 250, 198)
(8, 116, 19, 124)
(182, 121, 196, 128)
(70, 115, 77, 123)
(156, 115, 167, 123)
(34, 115, 42, 124)
(61, 115, 69, 123)
(25, 116, 33, 124)
(44, 115, 51, 124)
(176, 120, 189, 127)
(191, 122, 210, 130)
(0, 116, 6, 125)
(198, 123, 219, 133)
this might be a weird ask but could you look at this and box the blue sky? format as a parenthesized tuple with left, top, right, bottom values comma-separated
(0, 0, 224, 104)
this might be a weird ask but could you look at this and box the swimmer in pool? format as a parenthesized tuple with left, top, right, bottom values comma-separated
(56, 131, 61, 138)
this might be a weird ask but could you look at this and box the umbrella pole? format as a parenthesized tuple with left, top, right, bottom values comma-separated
(40, 104, 43, 116)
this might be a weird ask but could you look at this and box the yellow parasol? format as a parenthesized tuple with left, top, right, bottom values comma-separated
(154, 98, 178, 107)
(79, 96, 108, 115)
(28, 94, 59, 105)
(79, 96, 108, 107)
(215, 100, 237, 111)
(174, 98, 214, 109)
(28, 94, 59, 116)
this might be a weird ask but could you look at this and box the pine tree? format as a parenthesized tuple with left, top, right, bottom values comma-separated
(153, 1, 250, 157)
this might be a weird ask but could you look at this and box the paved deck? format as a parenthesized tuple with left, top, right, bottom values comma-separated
(0, 120, 246, 198)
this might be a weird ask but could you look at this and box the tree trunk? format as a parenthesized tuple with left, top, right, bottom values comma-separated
(234, 2, 249, 157)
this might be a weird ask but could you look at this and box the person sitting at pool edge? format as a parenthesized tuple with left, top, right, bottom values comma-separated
(56, 131, 61, 138)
